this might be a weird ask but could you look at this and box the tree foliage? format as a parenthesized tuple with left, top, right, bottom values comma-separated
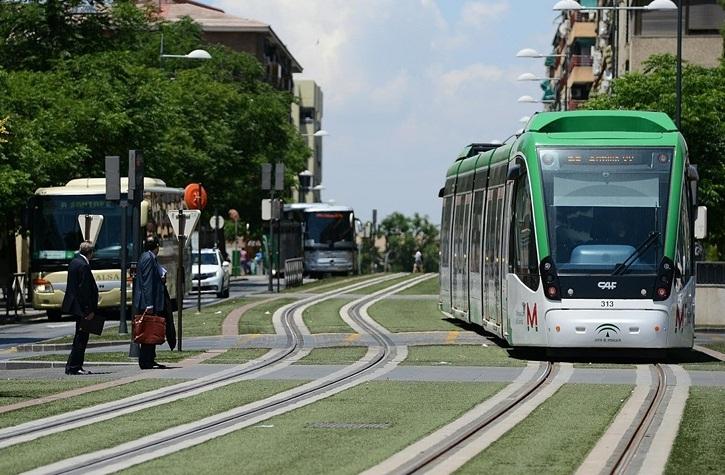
(584, 54, 725, 257)
(376, 212, 439, 272)
(0, 0, 308, 236)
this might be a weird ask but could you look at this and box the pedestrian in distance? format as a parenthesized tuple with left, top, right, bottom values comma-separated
(240, 248, 249, 275)
(63, 241, 98, 375)
(413, 249, 423, 273)
(134, 236, 167, 369)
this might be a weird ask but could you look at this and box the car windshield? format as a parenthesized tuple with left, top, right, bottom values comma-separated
(192, 252, 220, 266)
(539, 147, 673, 275)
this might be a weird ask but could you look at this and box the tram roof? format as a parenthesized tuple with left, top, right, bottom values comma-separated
(525, 110, 678, 134)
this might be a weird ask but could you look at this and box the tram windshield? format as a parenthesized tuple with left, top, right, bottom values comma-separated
(539, 148, 673, 275)
(305, 211, 354, 247)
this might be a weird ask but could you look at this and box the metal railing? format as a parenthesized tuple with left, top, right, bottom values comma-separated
(284, 258, 304, 288)
(696, 262, 725, 286)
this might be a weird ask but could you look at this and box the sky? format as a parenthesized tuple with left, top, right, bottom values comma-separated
(209, 0, 559, 225)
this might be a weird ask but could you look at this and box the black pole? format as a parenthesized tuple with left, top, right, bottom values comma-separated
(177, 210, 185, 352)
(197, 183, 202, 313)
(276, 218, 280, 293)
(268, 191, 274, 292)
(119, 201, 128, 334)
(675, 1, 682, 129)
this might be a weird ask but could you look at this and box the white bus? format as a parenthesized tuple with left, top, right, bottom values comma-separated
(28, 178, 186, 320)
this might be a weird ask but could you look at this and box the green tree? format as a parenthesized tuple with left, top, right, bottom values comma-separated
(0, 1, 308, 240)
(584, 55, 725, 257)
(378, 212, 439, 272)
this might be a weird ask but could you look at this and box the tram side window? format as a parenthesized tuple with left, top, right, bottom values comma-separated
(510, 173, 539, 290)
(675, 187, 693, 282)
(441, 196, 453, 267)
(469, 190, 485, 273)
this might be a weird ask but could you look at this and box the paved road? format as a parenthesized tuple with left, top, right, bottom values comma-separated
(0, 275, 272, 350)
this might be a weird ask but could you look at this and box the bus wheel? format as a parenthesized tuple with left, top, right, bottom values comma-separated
(47, 310, 62, 321)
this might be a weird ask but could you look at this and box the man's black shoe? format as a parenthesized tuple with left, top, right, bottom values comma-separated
(65, 368, 92, 375)
(140, 362, 167, 370)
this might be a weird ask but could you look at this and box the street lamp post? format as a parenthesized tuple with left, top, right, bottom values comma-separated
(553, 0, 680, 126)
(516, 49, 568, 111)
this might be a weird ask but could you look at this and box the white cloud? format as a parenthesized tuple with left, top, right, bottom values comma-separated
(460, 1, 510, 29)
(438, 63, 504, 96)
(370, 70, 412, 110)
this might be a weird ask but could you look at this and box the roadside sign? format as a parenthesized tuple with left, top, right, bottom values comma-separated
(78, 214, 104, 245)
(210, 215, 225, 229)
(261, 199, 271, 221)
(168, 210, 201, 238)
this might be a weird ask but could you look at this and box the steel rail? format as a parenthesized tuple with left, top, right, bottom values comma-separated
(0, 273, 403, 449)
(27, 274, 429, 475)
(610, 363, 667, 475)
(399, 361, 555, 474)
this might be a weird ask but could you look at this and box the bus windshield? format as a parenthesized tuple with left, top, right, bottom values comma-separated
(305, 211, 354, 247)
(30, 195, 132, 268)
(539, 148, 673, 275)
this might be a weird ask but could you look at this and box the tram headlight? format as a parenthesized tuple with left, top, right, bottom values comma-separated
(653, 257, 674, 302)
(540, 257, 561, 301)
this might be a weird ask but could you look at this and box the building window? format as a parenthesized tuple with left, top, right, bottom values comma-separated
(635, 0, 724, 36)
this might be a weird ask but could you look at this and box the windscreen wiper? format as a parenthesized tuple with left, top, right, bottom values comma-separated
(612, 231, 661, 276)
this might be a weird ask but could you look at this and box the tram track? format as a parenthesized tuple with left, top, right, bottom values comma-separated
(0, 273, 405, 451)
(577, 363, 679, 475)
(19, 273, 432, 475)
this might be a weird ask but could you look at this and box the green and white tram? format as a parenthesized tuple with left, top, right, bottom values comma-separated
(439, 111, 706, 348)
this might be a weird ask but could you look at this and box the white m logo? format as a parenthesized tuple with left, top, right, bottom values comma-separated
(598, 281, 617, 290)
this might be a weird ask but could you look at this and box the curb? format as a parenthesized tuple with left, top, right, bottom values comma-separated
(0, 360, 136, 370)
(16, 340, 130, 352)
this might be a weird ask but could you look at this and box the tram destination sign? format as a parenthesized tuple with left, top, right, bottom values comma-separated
(539, 148, 673, 169)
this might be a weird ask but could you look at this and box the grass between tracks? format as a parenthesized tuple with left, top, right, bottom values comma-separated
(702, 342, 725, 354)
(458, 383, 632, 474)
(666, 386, 725, 474)
(356, 274, 416, 295)
(291, 274, 383, 294)
(22, 350, 202, 364)
(121, 381, 506, 475)
(368, 298, 457, 332)
(397, 275, 439, 295)
(294, 347, 369, 365)
(0, 379, 175, 430)
(303, 297, 355, 333)
(403, 345, 525, 367)
(0, 379, 304, 474)
(238, 298, 295, 334)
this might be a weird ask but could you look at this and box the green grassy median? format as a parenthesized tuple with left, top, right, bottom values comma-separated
(294, 347, 368, 365)
(22, 350, 201, 364)
(459, 383, 632, 474)
(403, 345, 525, 367)
(0, 379, 114, 407)
(397, 275, 439, 295)
(0, 379, 175, 430)
(0, 379, 304, 474)
(122, 381, 506, 475)
(239, 298, 295, 334)
(367, 298, 457, 332)
(303, 297, 355, 333)
(667, 386, 725, 474)
(201, 348, 270, 364)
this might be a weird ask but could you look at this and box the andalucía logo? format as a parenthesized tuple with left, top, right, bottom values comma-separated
(595, 323, 620, 338)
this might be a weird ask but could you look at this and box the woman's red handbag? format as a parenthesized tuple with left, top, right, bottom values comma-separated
(132, 311, 166, 345)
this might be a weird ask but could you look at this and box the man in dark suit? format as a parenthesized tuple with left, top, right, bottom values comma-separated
(134, 236, 166, 369)
(63, 241, 98, 375)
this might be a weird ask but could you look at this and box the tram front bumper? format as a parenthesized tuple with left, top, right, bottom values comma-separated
(545, 309, 670, 348)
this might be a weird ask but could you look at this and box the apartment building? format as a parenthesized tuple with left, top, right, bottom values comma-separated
(291, 80, 325, 203)
(593, 0, 724, 94)
(141, 0, 302, 93)
(546, 0, 724, 108)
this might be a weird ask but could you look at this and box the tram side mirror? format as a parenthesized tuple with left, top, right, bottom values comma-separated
(694, 206, 707, 239)
(687, 164, 699, 205)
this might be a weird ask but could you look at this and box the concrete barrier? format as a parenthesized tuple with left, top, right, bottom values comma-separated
(696, 285, 725, 329)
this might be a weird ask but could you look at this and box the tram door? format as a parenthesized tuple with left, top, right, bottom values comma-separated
(451, 191, 472, 317)
(439, 192, 454, 313)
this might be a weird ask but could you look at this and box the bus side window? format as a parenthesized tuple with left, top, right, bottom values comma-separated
(676, 185, 693, 282)
(510, 172, 539, 291)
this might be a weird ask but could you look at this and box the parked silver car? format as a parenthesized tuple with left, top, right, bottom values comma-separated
(190, 249, 231, 298)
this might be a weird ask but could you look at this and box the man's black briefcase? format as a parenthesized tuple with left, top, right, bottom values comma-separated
(79, 314, 105, 336)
